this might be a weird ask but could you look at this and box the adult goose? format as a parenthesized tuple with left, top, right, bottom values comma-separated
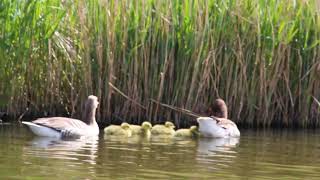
(22, 95, 100, 138)
(197, 99, 240, 138)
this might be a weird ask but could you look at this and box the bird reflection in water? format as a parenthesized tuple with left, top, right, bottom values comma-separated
(24, 136, 99, 165)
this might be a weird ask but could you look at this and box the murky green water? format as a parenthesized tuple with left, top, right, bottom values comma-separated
(1, 124, 320, 179)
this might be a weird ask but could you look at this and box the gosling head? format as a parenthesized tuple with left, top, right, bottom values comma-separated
(141, 121, 152, 130)
(190, 125, 199, 136)
(190, 125, 198, 132)
(120, 122, 131, 130)
(165, 121, 175, 129)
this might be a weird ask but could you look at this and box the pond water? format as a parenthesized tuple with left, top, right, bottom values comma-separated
(0, 123, 320, 179)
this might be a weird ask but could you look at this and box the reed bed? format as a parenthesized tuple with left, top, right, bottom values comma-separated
(0, 0, 320, 128)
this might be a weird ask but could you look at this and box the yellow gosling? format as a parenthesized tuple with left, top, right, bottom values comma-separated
(151, 121, 175, 136)
(104, 122, 132, 137)
(174, 126, 199, 138)
(130, 121, 152, 136)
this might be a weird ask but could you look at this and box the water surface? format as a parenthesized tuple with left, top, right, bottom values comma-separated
(0, 124, 320, 179)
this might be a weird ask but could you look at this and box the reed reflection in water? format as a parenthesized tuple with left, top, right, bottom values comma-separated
(1, 125, 320, 179)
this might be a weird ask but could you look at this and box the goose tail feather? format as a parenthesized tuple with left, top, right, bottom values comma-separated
(22, 121, 61, 138)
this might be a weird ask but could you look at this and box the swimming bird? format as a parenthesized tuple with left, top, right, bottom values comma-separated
(174, 126, 199, 138)
(197, 117, 240, 138)
(22, 95, 100, 138)
(197, 98, 240, 138)
(151, 121, 175, 136)
(104, 122, 132, 137)
(130, 121, 152, 136)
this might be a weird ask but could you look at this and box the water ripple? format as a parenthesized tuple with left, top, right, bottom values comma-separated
(1, 126, 320, 179)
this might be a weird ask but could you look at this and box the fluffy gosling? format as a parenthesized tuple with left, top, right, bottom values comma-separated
(130, 121, 152, 136)
(151, 121, 175, 136)
(174, 126, 199, 138)
(104, 122, 132, 137)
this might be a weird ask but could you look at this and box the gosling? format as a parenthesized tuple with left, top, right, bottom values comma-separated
(174, 126, 199, 138)
(151, 121, 175, 136)
(104, 122, 132, 137)
(130, 121, 152, 136)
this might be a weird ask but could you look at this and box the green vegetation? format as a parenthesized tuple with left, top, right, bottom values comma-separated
(1, 0, 320, 128)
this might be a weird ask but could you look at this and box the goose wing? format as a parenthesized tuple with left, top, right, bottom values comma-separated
(33, 117, 89, 133)
(215, 118, 237, 129)
(214, 117, 240, 137)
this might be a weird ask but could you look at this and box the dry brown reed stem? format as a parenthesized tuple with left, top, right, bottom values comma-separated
(108, 82, 147, 111)
(150, 99, 201, 119)
(110, 82, 200, 120)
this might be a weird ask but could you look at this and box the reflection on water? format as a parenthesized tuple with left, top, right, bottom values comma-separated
(25, 136, 98, 164)
(197, 137, 239, 155)
(1, 124, 320, 179)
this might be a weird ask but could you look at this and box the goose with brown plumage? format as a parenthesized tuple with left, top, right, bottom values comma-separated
(197, 99, 240, 138)
(22, 95, 100, 138)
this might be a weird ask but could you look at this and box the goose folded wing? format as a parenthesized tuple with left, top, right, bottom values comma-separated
(32, 117, 89, 132)
(216, 118, 237, 129)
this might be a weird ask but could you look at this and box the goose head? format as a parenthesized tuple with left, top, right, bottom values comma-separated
(83, 95, 99, 125)
(87, 95, 99, 109)
(207, 98, 228, 119)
